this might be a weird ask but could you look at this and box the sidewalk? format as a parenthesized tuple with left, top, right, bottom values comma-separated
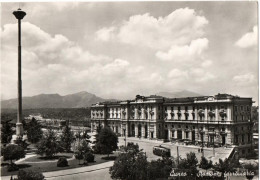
(1, 161, 114, 180)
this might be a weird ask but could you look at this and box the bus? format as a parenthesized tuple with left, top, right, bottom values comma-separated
(153, 145, 171, 157)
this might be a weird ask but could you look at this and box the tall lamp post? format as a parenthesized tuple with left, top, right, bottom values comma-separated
(13, 8, 26, 139)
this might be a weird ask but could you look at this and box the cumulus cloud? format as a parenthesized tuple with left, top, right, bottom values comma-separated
(95, 27, 116, 41)
(156, 38, 209, 62)
(1, 22, 134, 99)
(235, 26, 258, 48)
(96, 8, 208, 50)
(1, 22, 170, 100)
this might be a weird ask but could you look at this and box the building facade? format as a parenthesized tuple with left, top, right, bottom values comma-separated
(91, 94, 254, 157)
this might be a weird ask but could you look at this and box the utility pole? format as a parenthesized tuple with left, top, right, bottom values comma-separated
(13, 8, 26, 140)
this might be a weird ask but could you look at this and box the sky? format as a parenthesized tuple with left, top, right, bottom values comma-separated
(0, 2, 258, 104)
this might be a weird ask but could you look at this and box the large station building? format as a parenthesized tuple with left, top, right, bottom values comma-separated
(91, 93, 254, 157)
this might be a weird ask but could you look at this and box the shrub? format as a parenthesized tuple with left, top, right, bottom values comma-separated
(57, 157, 68, 167)
(84, 152, 95, 162)
(17, 169, 45, 180)
(8, 163, 19, 172)
(2, 144, 25, 164)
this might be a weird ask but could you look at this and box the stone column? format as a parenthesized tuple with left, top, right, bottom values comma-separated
(141, 124, 145, 138)
(215, 105, 219, 121)
(121, 124, 124, 137)
(126, 123, 129, 137)
(154, 124, 157, 139)
(227, 105, 232, 122)
(168, 128, 171, 140)
(154, 106, 157, 120)
(205, 106, 208, 121)
(195, 107, 198, 120)
(135, 124, 138, 138)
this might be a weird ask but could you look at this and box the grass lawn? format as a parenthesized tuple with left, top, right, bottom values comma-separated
(1, 153, 117, 176)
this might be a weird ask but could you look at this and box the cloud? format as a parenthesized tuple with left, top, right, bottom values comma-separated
(1, 22, 134, 99)
(156, 38, 209, 62)
(233, 73, 256, 85)
(96, 8, 208, 50)
(95, 27, 116, 41)
(168, 69, 188, 79)
(235, 26, 258, 48)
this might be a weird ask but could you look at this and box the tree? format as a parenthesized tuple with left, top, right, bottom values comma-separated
(26, 117, 43, 144)
(2, 144, 25, 164)
(213, 158, 236, 178)
(109, 144, 149, 180)
(148, 156, 176, 180)
(16, 169, 45, 180)
(1, 122, 14, 144)
(199, 156, 213, 171)
(243, 163, 258, 180)
(36, 129, 61, 158)
(60, 124, 74, 152)
(94, 127, 118, 157)
(176, 152, 198, 178)
(74, 140, 92, 164)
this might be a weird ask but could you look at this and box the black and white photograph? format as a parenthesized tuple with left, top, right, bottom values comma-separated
(0, 1, 259, 180)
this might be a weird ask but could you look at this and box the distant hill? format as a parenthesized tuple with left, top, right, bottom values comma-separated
(156, 90, 203, 98)
(1, 91, 115, 109)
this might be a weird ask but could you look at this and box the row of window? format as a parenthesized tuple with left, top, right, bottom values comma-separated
(234, 105, 250, 112)
(234, 133, 251, 144)
(94, 104, 250, 114)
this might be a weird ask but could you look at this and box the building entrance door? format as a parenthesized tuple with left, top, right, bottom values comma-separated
(164, 129, 168, 140)
(132, 124, 135, 137)
(151, 132, 154, 139)
(222, 135, 226, 145)
(177, 130, 182, 140)
(138, 124, 142, 137)
(145, 125, 148, 138)
(192, 131, 195, 142)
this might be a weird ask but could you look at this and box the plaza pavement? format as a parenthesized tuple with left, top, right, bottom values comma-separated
(0, 137, 253, 180)
(118, 136, 234, 163)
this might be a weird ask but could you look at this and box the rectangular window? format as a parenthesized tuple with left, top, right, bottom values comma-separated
(234, 106, 238, 111)
(241, 115, 244, 121)
(171, 107, 174, 111)
(242, 135, 244, 143)
(235, 135, 238, 143)
(241, 106, 244, 111)
(247, 106, 250, 111)
(172, 131, 175, 137)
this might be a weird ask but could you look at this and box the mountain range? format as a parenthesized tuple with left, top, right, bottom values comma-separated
(1, 90, 202, 109)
